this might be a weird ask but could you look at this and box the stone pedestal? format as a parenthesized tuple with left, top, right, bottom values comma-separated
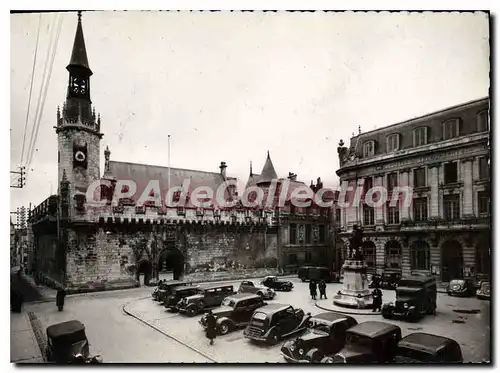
(333, 259, 373, 309)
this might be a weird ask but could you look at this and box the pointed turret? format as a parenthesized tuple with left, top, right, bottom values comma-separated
(257, 150, 278, 185)
(66, 11, 92, 76)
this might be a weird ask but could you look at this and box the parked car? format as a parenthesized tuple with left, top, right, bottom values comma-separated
(153, 280, 191, 302)
(163, 285, 201, 311)
(298, 266, 338, 283)
(238, 280, 276, 300)
(199, 293, 266, 335)
(382, 276, 437, 322)
(394, 332, 463, 363)
(476, 281, 491, 300)
(46, 320, 102, 364)
(244, 304, 311, 345)
(321, 321, 402, 363)
(447, 279, 476, 297)
(281, 312, 358, 363)
(177, 284, 235, 316)
(261, 276, 293, 292)
(381, 271, 402, 289)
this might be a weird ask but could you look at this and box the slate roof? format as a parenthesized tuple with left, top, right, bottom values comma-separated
(245, 173, 261, 189)
(257, 151, 278, 184)
(67, 13, 92, 74)
(108, 160, 235, 209)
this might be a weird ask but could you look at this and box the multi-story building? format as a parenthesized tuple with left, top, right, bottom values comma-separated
(29, 12, 336, 291)
(336, 97, 490, 284)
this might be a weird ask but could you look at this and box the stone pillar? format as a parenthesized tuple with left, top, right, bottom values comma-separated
(344, 179, 358, 229)
(375, 239, 385, 274)
(356, 178, 364, 225)
(462, 233, 476, 278)
(401, 240, 411, 278)
(429, 163, 441, 218)
(374, 173, 385, 225)
(399, 169, 410, 221)
(461, 157, 474, 217)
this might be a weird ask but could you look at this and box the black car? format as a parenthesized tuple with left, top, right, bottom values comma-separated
(395, 332, 463, 363)
(153, 280, 191, 302)
(46, 320, 103, 364)
(199, 293, 266, 335)
(476, 281, 491, 300)
(261, 276, 293, 292)
(447, 279, 476, 297)
(298, 266, 339, 283)
(281, 312, 358, 363)
(177, 284, 235, 316)
(244, 304, 311, 345)
(322, 321, 402, 363)
(163, 285, 201, 311)
(382, 276, 437, 322)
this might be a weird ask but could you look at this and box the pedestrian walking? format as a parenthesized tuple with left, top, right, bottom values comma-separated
(372, 285, 383, 312)
(318, 280, 327, 299)
(56, 287, 67, 312)
(205, 310, 217, 345)
(309, 280, 318, 300)
(11, 289, 23, 313)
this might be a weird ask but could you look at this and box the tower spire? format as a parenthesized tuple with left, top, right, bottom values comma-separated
(250, 161, 253, 176)
(67, 11, 92, 75)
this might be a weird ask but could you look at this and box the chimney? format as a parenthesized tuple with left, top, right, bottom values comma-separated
(287, 172, 297, 181)
(219, 161, 227, 179)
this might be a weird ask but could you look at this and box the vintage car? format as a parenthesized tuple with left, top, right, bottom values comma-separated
(152, 280, 191, 302)
(476, 281, 491, 300)
(244, 303, 311, 345)
(261, 276, 294, 292)
(298, 266, 339, 283)
(281, 312, 358, 363)
(382, 276, 437, 322)
(163, 285, 201, 311)
(321, 321, 402, 363)
(394, 332, 463, 363)
(199, 293, 266, 335)
(238, 280, 276, 300)
(177, 284, 235, 316)
(368, 273, 382, 289)
(46, 320, 102, 364)
(447, 279, 476, 297)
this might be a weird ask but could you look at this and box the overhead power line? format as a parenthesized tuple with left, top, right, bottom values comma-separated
(20, 14, 42, 166)
(26, 14, 63, 169)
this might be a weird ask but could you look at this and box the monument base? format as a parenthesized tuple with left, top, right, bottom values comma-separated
(333, 259, 374, 309)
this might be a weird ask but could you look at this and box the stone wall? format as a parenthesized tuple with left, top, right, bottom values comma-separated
(35, 233, 63, 283)
(63, 225, 278, 289)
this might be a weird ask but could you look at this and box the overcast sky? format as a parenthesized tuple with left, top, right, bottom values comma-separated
(10, 10, 489, 211)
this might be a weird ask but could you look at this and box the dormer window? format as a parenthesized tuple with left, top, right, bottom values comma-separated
(363, 141, 375, 157)
(443, 118, 460, 140)
(413, 127, 428, 147)
(386, 134, 400, 152)
(477, 110, 489, 132)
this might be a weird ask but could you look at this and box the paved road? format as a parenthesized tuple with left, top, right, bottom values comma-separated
(22, 277, 490, 363)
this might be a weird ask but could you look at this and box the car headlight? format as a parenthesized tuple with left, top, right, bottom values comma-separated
(298, 349, 304, 355)
(289, 345, 295, 352)
(404, 303, 409, 308)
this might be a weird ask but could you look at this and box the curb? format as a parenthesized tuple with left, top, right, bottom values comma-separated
(122, 298, 218, 363)
(314, 301, 382, 316)
(26, 311, 47, 362)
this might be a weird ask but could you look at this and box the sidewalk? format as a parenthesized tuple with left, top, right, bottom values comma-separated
(10, 312, 44, 363)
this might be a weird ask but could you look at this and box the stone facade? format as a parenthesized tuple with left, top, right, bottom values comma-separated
(336, 97, 491, 284)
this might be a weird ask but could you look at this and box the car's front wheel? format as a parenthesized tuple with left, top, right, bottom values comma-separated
(320, 356, 334, 363)
(186, 307, 198, 317)
(219, 321, 231, 335)
(267, 329, 281, 345)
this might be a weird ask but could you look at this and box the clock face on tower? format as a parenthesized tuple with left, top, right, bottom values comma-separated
(72, 77, 87, 95)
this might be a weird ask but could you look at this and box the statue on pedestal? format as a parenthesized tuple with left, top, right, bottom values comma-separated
(348, 224, 364, 260)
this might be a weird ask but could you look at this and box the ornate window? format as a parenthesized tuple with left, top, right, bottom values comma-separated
(413, 167, 426, 188)
(411, 240, 430, 270)
(363, 177, 373, 196)
(387, 172, 398, 192)
(386, 134, 400, 152)
(335, 208, 341, 224)
(385, 241, 402, 269)
(478, 157, 489, 180)
(478, 191, 490, 214)
(386, 202, 400, 224)
(443, 194, 460, 221)
(289, 223, 297, 244)
(363, 141, 375, 157)
(413, 126, 428, 147)
(363, 204, 375, 226)
(477, 110, 489, 132)
(442, 118, 460, 140)
(413, 197, 428, 221)
(444, 162, 458, 184)
(362, 241, 376, 268)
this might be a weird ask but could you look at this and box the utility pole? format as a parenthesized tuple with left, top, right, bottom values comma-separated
(11, 166, 26, 188)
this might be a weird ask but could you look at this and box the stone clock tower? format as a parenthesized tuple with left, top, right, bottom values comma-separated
(55, 12, 103, 217)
